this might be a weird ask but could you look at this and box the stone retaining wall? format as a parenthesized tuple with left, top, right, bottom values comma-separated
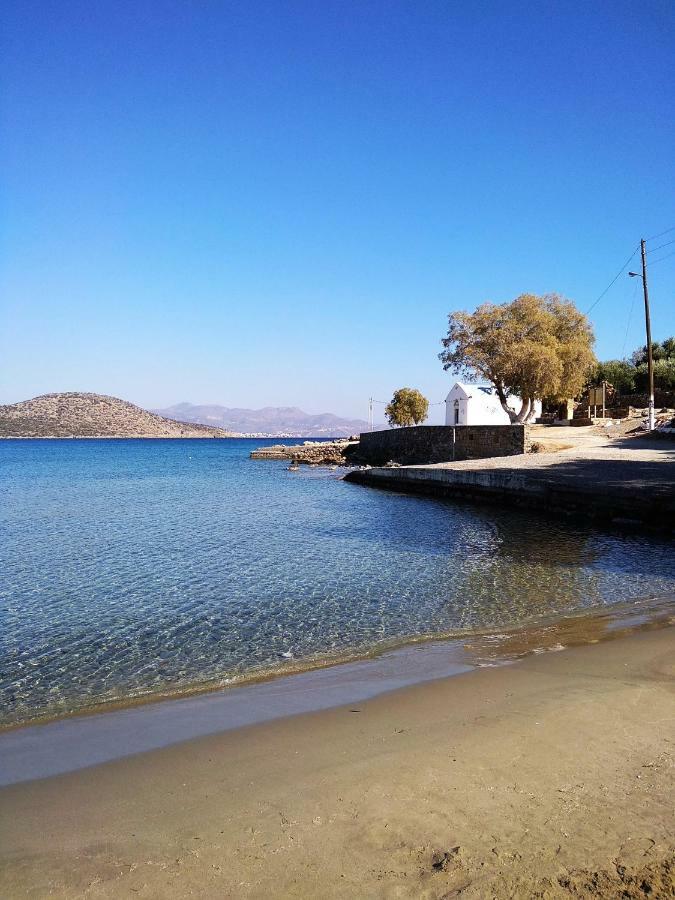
(358, 425, 529, 465)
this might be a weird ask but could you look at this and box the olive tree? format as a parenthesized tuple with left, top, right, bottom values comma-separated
(591, 336, 675, 395)
(591, 360, 637, 395)
(385, 388, 429, 427)
(632, 338, 675, 392)
(439, 293, 596, 422)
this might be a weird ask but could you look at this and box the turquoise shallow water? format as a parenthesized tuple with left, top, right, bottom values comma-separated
(1, 438, 674, 726)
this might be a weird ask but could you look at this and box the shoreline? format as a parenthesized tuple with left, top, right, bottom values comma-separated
(1, 626, 673, 898)
(1, 594, 672, 786)
(0, 435, 343, 440)
(0, 434, 240, 440)
(2, 592, 673, 736)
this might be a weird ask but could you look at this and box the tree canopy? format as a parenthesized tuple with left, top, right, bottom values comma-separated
(590, 337, 675, 394)
(439, 293, 596, 422)
(631, 337, 675, 367)
(593, 359, 637, 395)
(385, 388, 429, 427)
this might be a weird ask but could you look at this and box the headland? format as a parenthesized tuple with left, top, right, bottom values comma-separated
(0, 393, 233, 438)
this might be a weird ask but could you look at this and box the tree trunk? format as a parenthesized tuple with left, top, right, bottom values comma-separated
(494, 381, 518, 423)
(514, 397, 531, 423)
(525, 400, 539, 423)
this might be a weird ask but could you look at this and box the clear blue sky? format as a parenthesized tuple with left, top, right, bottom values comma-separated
(1, 0, 673, 423)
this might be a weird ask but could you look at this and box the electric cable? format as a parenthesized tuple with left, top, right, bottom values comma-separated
(648, 249, 675, 267)
(647, 238, 675, 254)
(585, 245, 640, 314)
(645, 225, 675, 242)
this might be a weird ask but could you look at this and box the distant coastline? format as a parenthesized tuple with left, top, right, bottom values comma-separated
(0, 434, 238, 440)
(0, 392, 371, 438)
(0, 392, 231, 439)
(0, 434, 342, 441)
(151, 400, 371, 438)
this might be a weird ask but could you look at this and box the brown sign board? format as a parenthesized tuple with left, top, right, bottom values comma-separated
(588, 386, 605, 406)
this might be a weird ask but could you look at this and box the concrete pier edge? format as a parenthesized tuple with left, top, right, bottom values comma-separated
(344, 466, 675, 533)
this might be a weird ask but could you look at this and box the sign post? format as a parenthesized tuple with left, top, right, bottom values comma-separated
(588, 386, 606, 420)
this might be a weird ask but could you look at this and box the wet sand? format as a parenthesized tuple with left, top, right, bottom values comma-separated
(1, 627, 674, 898)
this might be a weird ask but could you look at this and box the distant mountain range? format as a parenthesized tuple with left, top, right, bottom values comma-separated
(0, 393, 374, 439)
(153, 403, 371, 437)
(0, 393, 231, 438)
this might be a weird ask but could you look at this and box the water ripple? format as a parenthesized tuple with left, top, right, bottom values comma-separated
(1, 438, 674, 725)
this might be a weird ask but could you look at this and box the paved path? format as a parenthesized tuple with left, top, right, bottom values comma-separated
(345, 431, 675, 530)
(423, 433, 675, 499)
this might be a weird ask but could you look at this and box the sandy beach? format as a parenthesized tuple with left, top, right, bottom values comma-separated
(1, 626, 673, 899)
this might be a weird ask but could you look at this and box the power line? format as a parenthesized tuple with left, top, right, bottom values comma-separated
(648, 248, 675, 267)
(647, 238, 675, 254)
(645, 225, 675, 242)
(585, 245, 639, 314)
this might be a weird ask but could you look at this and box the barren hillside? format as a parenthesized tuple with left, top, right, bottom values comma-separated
(0, 393, 232, 438)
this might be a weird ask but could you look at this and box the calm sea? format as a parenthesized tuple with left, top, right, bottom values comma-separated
(1, 438, 674, 726)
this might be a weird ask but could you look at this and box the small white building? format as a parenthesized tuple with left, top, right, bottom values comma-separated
(445, 382, 541, 426)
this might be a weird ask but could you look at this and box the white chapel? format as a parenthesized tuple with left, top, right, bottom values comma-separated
(445, 382, 541, 426)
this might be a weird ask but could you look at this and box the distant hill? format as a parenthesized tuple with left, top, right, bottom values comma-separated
(153, 402, 371, 437)
(0, 393, 232, 438)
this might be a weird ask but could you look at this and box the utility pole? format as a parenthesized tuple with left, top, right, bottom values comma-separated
(368, 397, 373, 432)
(640, 239, 655, 432)
(630, 240, 655, 431)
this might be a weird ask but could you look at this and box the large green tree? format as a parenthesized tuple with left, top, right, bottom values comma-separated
(631, 337, 675, 367)
(439, 293, 596, 422)
(385, 388, 429, 427)
(590, 336, 675, 394)
(592, 360, 637, 395)
(631, 338, 675, 392)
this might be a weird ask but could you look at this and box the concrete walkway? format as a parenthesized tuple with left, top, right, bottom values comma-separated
(345, 430, 675, 531)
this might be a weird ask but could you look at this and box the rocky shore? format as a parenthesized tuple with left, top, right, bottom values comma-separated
(250, 439, 360, 465)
